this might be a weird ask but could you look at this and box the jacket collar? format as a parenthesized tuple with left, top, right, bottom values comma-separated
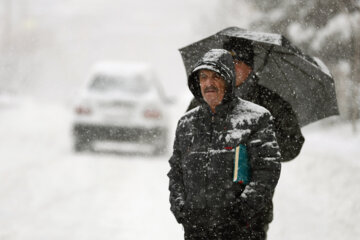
(199, 97, 239, 119)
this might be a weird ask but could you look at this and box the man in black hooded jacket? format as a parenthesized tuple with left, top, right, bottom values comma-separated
(187, 38, 304, 162)
(168, 49, 281, 239)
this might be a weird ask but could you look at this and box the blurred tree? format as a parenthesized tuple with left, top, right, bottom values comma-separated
(1, 0, 32, 94)
(248, 0, 360, 128)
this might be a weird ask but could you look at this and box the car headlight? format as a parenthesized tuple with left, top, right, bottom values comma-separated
(75, 105, 92, 115)
(143, 108, 162, 119)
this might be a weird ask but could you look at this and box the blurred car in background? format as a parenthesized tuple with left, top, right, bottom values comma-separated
(72, 61, 169, 155)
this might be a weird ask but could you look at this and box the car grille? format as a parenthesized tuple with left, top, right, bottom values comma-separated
(73, 124, 165, 143)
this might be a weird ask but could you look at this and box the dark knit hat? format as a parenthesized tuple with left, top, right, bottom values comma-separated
(223, 37, 254, 68)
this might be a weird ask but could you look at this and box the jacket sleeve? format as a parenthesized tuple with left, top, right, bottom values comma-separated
(257, 85, 304, 162)
(167, 121, 186, 223)
(272, 101, 304, 162)
(240, 111, 281, 219)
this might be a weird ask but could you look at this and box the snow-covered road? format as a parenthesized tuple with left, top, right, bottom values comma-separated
(1, 99, 359, 239)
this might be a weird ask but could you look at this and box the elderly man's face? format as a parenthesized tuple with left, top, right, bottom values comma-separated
(199, 69, 226, 112)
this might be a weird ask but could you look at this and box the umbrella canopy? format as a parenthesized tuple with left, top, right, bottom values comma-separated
(179, 27, 339, 127)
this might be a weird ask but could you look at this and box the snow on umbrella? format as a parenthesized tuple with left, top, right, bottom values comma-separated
(179, 26, 339, 127)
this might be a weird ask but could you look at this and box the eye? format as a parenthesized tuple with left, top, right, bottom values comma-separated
(214, 73, 221, 80)
(199, 72, 207, 80)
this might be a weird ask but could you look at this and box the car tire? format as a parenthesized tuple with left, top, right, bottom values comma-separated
(152, 146, 165, 156)
(74, 138, 91, 152)
(152, 133, 168, 156)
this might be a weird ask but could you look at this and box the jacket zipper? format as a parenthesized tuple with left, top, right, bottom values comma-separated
(205, 113, 215, 208)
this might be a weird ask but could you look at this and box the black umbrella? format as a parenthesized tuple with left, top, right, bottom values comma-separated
(179, 27, 339, 127)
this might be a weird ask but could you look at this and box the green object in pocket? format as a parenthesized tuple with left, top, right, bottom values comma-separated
(233, 144, 250, 184)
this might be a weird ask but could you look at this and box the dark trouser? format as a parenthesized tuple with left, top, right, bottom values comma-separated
(184, 223, 267, 240)
(182, 209, 268, 240)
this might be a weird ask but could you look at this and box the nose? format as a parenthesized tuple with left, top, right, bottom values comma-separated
(200, 76, 216, 86)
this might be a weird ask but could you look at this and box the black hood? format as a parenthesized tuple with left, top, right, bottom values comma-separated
(188, 49, 236, 105)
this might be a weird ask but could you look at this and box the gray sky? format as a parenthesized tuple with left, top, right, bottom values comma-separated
(1, 0, 254, 103)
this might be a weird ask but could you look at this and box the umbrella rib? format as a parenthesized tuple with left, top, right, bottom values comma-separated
(280, 56, 311, 76)
(270, 54, 294, 87)
(264, 48, 317, 66)
(279, 56, 327, 88)
(257, 45, 274, 73)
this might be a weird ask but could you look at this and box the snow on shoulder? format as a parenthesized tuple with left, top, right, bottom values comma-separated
(231, 98, 271, 128)
(178, 106, 200, 127)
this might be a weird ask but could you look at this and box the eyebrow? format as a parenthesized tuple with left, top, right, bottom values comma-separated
(199, 71, 208, 77)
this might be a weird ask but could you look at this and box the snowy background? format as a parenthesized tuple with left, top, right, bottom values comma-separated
(1, 97, 359, 240)
(1, 0, 360, 239)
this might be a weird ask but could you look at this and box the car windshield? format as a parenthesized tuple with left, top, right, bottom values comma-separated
(89, 74, 151, 94)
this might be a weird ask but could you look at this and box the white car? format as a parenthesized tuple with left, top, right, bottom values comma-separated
(72, 61, 169, 155)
